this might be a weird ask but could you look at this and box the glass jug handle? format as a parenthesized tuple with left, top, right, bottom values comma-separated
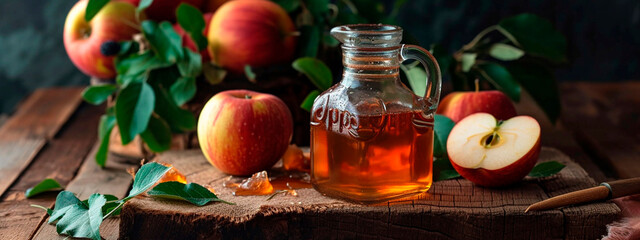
(399, 44, 442, 113)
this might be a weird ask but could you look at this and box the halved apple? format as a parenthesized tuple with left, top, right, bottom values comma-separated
(447, 113, 541, 187)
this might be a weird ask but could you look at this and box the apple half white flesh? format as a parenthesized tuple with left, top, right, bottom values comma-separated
(447, 113, 541, 187)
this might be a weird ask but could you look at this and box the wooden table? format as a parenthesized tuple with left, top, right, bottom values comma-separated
(0, 82, 638, 239)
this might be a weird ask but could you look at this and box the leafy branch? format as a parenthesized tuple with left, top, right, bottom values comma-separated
(31, 162, 232, 240)
(405, 13, 566, 122)
(82, 1, 210, 167)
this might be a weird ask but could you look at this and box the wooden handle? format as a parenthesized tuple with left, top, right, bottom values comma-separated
(608, 177, 640, 198)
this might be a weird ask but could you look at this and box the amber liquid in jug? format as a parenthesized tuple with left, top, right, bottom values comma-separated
(310, 24, 441, 203)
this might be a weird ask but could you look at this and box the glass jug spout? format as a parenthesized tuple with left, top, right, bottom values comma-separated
(330, 24, 403, 48)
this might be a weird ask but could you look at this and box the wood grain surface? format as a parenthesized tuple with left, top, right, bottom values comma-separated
(0, 102, 101, 239)
(0, 88, 83, 198)
(0, 82, 636, 239)
(119, 148, 619, 240)
(31, 144, 139, 240)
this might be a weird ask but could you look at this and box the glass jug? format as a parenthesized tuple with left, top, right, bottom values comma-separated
(310, 24, 442, 203)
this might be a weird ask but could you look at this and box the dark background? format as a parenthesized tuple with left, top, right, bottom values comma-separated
(0, 0, 639, 114)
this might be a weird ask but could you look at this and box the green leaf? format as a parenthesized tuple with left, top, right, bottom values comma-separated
(292, 57, 332, 90)
(400, 62, 426, 96)
(461, 53, 477, 73)
(498, 13, 567, 63)
(298, 26, 321, 58)
(138, 0, 153, 12)
(244, 65, 257, 83)
(304, 0, 329, 19)
(322, 32, 339, 47)
(25, 179, 63, 198)
(507, 61, 561, 122)
(118, 41, 139, 56)
(300, 90, 320, 112)
(476, 63, 521, 102)
(124, 162, 171, 201)
(433, 114, 455, 158)
(140, 115, 172, 152)
(115, 82, 155, 145)
(152, 83, 196, 132)
(489, 43, 525, 61)
(115, 52, 169, 85)
(433, 157, 461, 181)
(176, 3, 208, 50)
(148, 181, 234, 206)
(170, 76, 196, 106)
(48, 191, 82, 224)
(50, 193, 107, 240)
(272, 0, 300, 12)
(177, 48, 202, 79)
(82, 85, 116, 105)
(202, 62, 227, 85)
(528, 161, 566, 178)
(85, 0, 109, 22)
(96, 113, 116, 167)
(142, 21, 184, 63)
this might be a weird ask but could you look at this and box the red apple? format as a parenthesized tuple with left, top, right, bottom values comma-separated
(197, 90, 293, 175)
(123, 0, 204, 22)
(207, 0, 297, 73)
(447, 113, 541, 187)
(437, 90, 517, 123)
(63, 0, 140, 79)
(173, 13, 213, 62)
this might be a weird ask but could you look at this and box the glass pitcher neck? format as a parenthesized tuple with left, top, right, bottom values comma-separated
(342, 46, 401, 78)
(331, 24, 404, 79)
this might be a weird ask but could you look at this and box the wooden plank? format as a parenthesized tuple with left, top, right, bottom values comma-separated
(0, 103, 101, 240)
(0, 88, 84, 199)
(119, 148, 619, 240)
(31, 144, 138, 240)
(560, 82, 640, 178)
(0, 88, 83, 139)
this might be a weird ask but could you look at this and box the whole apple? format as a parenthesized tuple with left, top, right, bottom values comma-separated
(437, 90, 517, 123)
(447, 113, 541, 187)
(64, 0, 140, 79)
(207, 0, 297, 73)
(197, 90, 293, 175)
(173, 13, 213, 62)
(123, 0, 204, 22)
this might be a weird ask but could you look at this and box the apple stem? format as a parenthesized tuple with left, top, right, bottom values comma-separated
(245, 95, 252, 99)
(474, 79, 480, 92)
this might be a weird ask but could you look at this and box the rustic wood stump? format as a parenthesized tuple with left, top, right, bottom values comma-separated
(119, 147, 619, 239)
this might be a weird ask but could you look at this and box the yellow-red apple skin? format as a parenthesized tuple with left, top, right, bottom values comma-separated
(451, 137, 541, 187)
(63, 0, 140, 79)
(197, 90, 293, 175)
(124, 0, 204, 22)
(207, 0, 297, 73)
(173, 13, 213, 62)
(437, 90, 517, 123)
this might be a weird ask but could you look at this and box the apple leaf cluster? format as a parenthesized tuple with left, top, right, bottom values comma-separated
(404, 14, 565, 123)
(81, 1, 210, 167)
(31, 162, 233, 239)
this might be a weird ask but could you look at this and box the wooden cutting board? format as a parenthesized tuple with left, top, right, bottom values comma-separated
(119, 147, 620, 240)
